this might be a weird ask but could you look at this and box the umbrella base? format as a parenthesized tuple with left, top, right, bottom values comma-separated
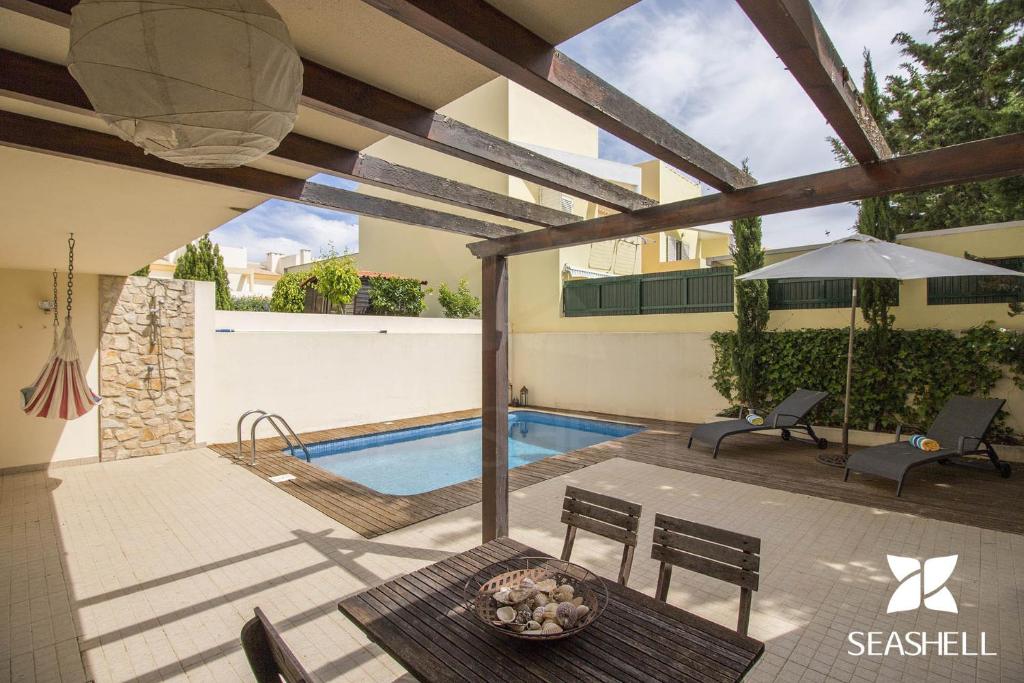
(817, 452, 848, 468)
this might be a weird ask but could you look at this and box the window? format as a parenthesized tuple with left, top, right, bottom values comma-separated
(927, 255, 1024, 305)
(664, 235, 688, 262)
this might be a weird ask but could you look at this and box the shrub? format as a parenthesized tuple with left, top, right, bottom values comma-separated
(310, 252, 360, 312)
(231, 295, 271, 312)
(368, 276, 427, 316)
(438, 279, 481, 318)
(710, 324, 1024, 441)
(270, 271, 307, 313)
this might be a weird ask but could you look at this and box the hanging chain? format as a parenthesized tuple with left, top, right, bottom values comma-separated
(66, 233, 75, 319)
(51, 269, 59, 329)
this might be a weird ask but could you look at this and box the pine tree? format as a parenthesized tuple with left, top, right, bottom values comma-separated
(886, 0, 1024, 230)
(173, 235, 232, 310)
(730, 162, 769, 409)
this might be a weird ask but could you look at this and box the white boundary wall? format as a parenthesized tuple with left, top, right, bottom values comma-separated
(196, 309, 481, 444)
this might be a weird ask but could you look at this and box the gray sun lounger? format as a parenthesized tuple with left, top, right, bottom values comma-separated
(688, 389, 829, 458)
(844, 396, 1012, 496)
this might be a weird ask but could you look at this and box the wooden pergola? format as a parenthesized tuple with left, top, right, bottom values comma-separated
(2, 0, 1022, 541)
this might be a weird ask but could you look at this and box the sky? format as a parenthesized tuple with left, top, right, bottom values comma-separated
(210, 0, 934, 260)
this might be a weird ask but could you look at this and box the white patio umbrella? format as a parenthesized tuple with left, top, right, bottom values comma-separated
(736, 233, 1024, 459)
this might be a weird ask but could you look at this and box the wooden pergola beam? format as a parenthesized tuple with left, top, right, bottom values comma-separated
(737, 0, 891, 163)
(468, 133, 1024, 258)
(360, 0, 756, 193)
(0, 1, 655, 213)
(0, 111, 520, 240)
(0, 48, 577, 228)
(299, 59, 653, 212)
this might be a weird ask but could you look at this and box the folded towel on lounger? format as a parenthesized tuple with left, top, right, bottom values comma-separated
(745, 414, 765, 426)
(909, 435, 940, 451)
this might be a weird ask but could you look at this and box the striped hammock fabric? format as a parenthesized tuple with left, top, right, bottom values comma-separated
(21, 321, 101, 420)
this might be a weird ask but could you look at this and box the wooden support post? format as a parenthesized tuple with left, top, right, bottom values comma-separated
(481, 255, 509, 542)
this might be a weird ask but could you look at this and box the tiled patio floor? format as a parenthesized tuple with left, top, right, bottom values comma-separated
(2, 448, 1022, 682)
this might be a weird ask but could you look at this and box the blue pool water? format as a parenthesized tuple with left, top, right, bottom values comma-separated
(287, 411, 642, 495)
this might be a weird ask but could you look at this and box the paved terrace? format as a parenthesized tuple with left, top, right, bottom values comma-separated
(2, 443, 1022, 682)
(216, 409, 1024, 537)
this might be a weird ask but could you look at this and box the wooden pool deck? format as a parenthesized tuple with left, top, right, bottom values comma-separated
(209, 408, 1024, 538)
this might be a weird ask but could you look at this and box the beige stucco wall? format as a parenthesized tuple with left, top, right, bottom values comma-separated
(511, 332, 727, 423)
(357, 78, 515, 317)
(358, 78, 603, 317)
(0, 269, 100, 469)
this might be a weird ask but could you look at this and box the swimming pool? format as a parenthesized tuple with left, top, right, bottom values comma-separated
(286, 411, 642, 495)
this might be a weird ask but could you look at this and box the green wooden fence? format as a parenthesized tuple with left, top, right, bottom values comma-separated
(563, 267, 734, 317)
(927, 256, 1024, 305)
(768, 278, 853, 310)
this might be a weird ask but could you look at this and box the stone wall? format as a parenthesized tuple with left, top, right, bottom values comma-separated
(99, 276, 195, 459)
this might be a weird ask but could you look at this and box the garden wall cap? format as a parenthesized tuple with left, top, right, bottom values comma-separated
(737, 233, 1024, 281)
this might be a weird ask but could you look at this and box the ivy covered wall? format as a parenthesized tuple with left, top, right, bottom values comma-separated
(711, 325, 1024, 441)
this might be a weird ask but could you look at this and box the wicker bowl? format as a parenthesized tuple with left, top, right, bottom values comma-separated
(464, 557, 608, 640)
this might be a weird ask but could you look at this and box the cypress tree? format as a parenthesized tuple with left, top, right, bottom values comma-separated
(730, 161, 769, 409)
(173, 234, 233, 310)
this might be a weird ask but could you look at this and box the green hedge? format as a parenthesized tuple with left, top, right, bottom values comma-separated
(710, 325, 1024, 441)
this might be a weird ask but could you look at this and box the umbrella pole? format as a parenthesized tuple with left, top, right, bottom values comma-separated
(842, 282, 858, 457)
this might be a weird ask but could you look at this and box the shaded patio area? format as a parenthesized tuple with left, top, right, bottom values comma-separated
(216, 409, 1024, 537)
(3, 447, 1022, 682)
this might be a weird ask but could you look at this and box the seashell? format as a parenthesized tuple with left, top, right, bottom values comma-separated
(526, 620, 541, 631)
(533, 592, 549, 607)
(541, 621, 563, 635)
(572, 597, 583, 607)
(534, 578, 557, 593)
(519, 577, 535, 590)
(507, 622, 527, 632)
(575, 604, 590, 619)
(555, 601, 578, 629)
(495, 606, 516, 624)
(493, 589, 513, 604)
(516, 606, 533, 624)
(508, 588, 535, 604)
(551, 584, 574, 603)
(532, 606, 546, 622)
(542, 603, 559, 619)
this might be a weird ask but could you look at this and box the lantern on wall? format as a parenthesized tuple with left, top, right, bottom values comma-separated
(67, 0, 303, 168)
(519, 386, 529, 408)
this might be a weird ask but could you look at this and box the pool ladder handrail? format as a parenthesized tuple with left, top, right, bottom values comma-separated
(236, 409, 311, 466)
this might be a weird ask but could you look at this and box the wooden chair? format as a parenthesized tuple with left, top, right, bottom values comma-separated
(560, 486, 642, 585)
(651, 514, 761, 636)
(240, 607, 313, 683)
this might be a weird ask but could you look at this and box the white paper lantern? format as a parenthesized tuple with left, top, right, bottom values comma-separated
(68, 0, 303, 168)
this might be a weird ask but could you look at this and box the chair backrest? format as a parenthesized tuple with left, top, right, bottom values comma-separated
(560, 486, 642, 585)
(767, 389, 829, 426)
(926, 396, 1005, 452)
(241, 607, 313, 683)
(651, 514, 761, 635)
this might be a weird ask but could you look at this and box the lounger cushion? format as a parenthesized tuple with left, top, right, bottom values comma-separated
(845, 442, 953, 482)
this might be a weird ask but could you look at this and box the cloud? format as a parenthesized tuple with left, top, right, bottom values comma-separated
(211, 199, 358, 260)
(561, 0, 932, 248)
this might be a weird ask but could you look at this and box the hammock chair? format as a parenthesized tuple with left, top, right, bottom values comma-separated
(21, 234, 101, 420)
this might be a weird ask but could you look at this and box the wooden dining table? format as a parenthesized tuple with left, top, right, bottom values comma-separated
(338, 537, 764, 682)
